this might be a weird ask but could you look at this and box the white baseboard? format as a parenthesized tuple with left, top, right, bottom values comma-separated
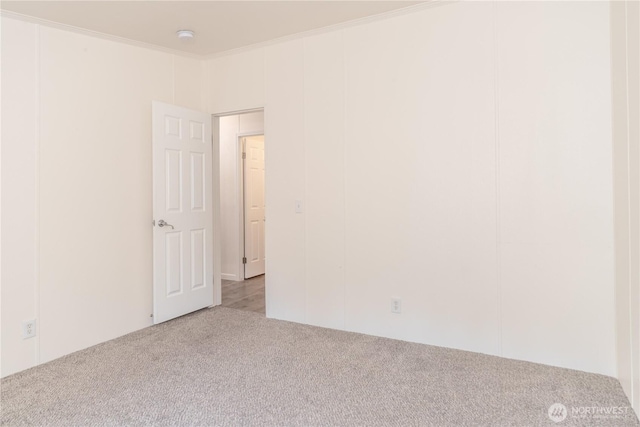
(221, 273, 240, 281)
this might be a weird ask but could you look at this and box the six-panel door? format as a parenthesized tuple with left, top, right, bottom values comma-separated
(152, 102, 213, 324)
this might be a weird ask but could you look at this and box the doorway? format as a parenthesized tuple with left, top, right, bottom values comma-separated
(217, 110, 265, 315)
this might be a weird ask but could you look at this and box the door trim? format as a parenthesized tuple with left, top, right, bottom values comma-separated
(211, 115, 222, 306)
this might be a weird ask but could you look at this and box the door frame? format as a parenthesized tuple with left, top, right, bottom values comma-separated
(211, 114, 222, 306)
(211, 107, 265, 307)
(237, 131, 265, 280)
(150, 106, 265, 312)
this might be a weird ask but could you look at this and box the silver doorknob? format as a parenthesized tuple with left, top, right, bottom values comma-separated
(157, 219, 174, 229)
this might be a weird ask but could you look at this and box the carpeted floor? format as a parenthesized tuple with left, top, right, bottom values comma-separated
(1, 307, 637, 427)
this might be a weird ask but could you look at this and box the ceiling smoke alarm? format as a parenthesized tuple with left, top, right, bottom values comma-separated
(176, 30, 195, 40)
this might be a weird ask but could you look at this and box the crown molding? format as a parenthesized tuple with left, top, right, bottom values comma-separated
(0, 10, 203, 59)
(203, 1, 454, 60)
(1, 1, 454, 60)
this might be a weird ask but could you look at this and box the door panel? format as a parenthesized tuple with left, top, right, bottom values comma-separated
(165, 150, 182, 213)
(165, 231, 183, 296)
(153, 101, 213, 324)
(244, 136, 266, 278)
(191, 229, 206, 290)
(191, 153, 205, 211)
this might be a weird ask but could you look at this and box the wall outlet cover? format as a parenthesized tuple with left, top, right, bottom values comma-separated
(391, 298, 402, 314)
(22, 319, 36, 339)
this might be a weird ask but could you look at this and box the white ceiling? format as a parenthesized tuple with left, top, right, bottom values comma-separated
(1, 1, 422, 56)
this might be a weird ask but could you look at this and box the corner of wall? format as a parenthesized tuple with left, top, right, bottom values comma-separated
(611, 0, 640, 412)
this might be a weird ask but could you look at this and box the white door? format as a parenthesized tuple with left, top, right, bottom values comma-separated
(243, 136, 265, 278)
(152, 101, 213, 324)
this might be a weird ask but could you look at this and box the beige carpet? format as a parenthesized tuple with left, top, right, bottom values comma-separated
(1, 307, 637, 426)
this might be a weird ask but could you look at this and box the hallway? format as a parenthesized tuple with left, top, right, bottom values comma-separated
(221, 275, 265, 315)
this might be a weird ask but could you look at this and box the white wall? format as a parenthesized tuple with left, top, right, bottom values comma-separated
(496, 1, 614, 375)
(612, 0, 640, 410)
(1, 17, 39, 375)
(207, 1, 616, 376)
(219, 111, 264, 281)
(1, 16, 205, 376)
(207, 49, 264, 114)
(220, 114, 240, 281)
(304, 31, 346, 330)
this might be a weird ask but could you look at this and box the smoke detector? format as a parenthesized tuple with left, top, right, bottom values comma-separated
(176, 30, 195, 40)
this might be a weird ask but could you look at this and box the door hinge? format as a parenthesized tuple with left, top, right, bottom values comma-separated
(242, 152, 246, 159)
(242, 257, 247, 264)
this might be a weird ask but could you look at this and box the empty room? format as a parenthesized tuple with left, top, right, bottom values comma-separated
(1, 1, 639, 426)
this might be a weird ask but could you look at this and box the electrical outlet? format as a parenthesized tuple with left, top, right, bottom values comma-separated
(22, 319, 36, 339)
(391, 298, 402, 314)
